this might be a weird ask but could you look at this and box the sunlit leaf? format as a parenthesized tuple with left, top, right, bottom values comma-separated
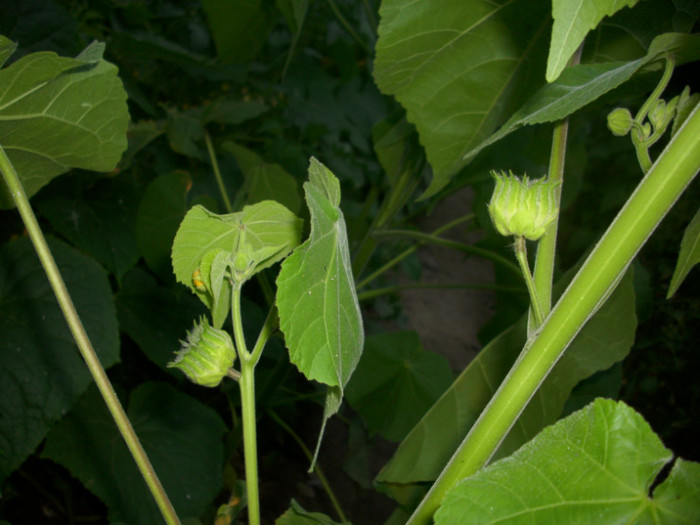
(668, 207, 700, 297)
(547, 0, 640, 83)
(43, 382, 225, 525)
(0, 41, 128, 208)
(0, 237, 119, 482)
(435, 399, 700, 524)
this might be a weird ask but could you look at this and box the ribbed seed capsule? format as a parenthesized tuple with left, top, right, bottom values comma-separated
(168, 317, 236, 387)
(488, 171, 560, 241)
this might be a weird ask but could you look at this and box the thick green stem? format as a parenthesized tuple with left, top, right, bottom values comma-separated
(406, 103, 700, 525)
(0, 146, 181, 525)
(239, 363, 260, 525)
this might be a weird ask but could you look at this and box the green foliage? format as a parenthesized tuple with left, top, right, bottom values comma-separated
(548, 0, 640, 82)
(378, 267, 637, 485)
(276, 499, 343, 525)
(276, 158, 364, 450)
(0, 237, 119, 481)
(345, 331, 454, 442)
(0, 40, 129, 208)
(435, 399, 700, 524)
(668, 207, 700, 297)
(43, 382, 226, 524)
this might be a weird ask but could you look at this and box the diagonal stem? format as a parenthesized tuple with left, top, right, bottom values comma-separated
(0, 145, 181, 525)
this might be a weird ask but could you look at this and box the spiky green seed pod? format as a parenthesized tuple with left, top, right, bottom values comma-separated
(488, 171, 560, 241)
(607, 107, 633, 136)
(168, 317, 236, 387)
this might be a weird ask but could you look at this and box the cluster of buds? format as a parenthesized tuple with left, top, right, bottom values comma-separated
(168, 317, 236, 387)
(487, 171, 559, 241)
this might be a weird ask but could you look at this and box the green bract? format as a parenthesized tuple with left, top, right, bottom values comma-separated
(607, 107, 633, 136)
(488, 171, 560, 241)
(168, 318, 236, 387)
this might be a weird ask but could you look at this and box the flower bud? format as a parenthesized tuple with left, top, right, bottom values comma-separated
(168, 317, 236, 387)
(607, 107, 633, 136)
(488, 171, 559, 241)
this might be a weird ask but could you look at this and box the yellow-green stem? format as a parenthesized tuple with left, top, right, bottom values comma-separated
(514, 236, 544, 327)
(205, 130, 233, 212)
(0, 145, 181, 525)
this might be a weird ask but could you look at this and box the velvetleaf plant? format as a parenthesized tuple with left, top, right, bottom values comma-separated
(170, 157, 364, 525)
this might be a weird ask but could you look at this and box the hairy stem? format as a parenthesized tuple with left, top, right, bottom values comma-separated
(406, 101, 700, 525)
(0, 145, 181, 525)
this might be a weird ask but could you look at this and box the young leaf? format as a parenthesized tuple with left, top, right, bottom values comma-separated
(435, 399, 700, 524)
(345, 331, 453, 442)
(0, 41, 129, 208)
(172, 201, 302, 325)
(0, 35, 17, 68)
(547, 0, 640, 83)
(0, 237, 119, 482)
(377, 267, 635, 485)
(276, 158, 364, 458)
(373, 0, 551, 198)
(667, 207, 700, 297)
(43, 382, 226, 525)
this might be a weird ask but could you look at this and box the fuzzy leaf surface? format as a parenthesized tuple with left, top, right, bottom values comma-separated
(0, 237, 119, 482)
(547, 0, 639, 82)
(435, 399, 700, 524)
(373, 0, 551, 198)
(276, 158, 363, 389)
(0, 41, 128, 208)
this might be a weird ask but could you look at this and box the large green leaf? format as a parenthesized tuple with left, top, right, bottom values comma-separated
(35, 175, 140, 282)
(377, 268, 636, 485)
(0, 41, 129, 208)
(345, 331, 453, 442)
(0, 237, 119, 482)
(435, 399, 700, 524)
(463, 32, 700, 162)
(276, 158, 364, 388)
(667, 207, 700, 297)
(547, 0, 640, 83)
(43, 382, 226, 525)
(373, 0, 551, 198)
(276, 158, 364, 456)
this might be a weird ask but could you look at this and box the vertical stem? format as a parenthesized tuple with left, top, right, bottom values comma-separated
(205, 130, 233, 213)
(230, 284, 261, 525)
(239, 362, 260, 525)
(406, 102, 700, 525)
(531, 45, 581, 329)
(0, 146, 181, 525)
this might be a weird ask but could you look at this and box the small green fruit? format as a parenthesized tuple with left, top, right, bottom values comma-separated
(607, 107, 633, 136)
(168, 317, 236, 387)
(488, 171, 559, 241)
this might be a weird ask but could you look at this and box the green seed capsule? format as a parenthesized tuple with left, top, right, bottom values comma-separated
(607, 107, 633, 136)
(488, 171, 559, 241)
(168, 317, 236, 387)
